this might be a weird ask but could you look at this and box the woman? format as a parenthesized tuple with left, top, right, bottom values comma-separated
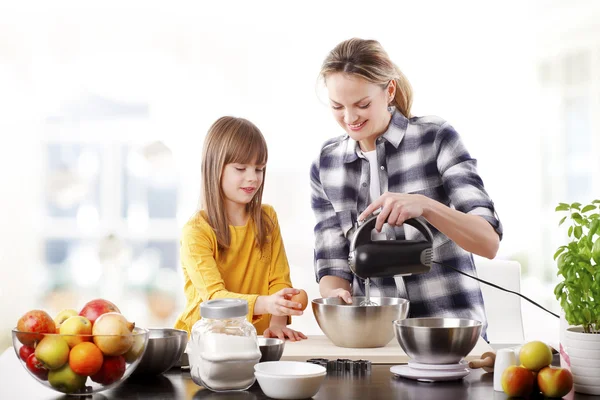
(310, 38, 502, 337)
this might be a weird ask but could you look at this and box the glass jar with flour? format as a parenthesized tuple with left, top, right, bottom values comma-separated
(189, 298, 261, 392)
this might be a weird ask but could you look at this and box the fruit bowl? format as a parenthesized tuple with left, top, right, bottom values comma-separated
(12, 327, 149, 395)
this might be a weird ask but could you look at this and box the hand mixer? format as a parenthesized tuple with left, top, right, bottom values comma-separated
(348, 215, 434, 305)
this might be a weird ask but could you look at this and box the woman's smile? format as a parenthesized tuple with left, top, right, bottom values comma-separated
(348, 120, 367, 131)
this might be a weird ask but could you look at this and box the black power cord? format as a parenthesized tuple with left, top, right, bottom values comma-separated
(432, 260, 559, 319)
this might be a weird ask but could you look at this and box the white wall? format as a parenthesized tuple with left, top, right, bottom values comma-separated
(0, 1, 593, 346)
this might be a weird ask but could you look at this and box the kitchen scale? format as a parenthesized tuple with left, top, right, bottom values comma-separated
(390, 360, 470, 382)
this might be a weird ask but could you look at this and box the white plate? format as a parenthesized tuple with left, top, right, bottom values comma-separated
(407, 360, 468, 371)
(390, 365, 469, 382)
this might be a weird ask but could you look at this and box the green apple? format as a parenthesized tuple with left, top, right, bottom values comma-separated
(123, 333, 146, 363)
(54, 309, 79, 331)
(48, 364, 87, 394)
(35, 335, 70, 370)
(59, 316, 92, 348)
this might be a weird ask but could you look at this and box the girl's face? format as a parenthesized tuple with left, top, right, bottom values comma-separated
(221, 161, 265, 210)
(326, 72, 395, 152)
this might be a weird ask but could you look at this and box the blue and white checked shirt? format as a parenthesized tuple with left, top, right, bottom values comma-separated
(310, 108, 503, 337)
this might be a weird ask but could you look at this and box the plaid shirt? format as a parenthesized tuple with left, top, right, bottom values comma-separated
(310, 108, 503, 337)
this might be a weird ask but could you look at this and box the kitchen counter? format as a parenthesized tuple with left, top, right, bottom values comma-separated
(0, 348, 596, 399)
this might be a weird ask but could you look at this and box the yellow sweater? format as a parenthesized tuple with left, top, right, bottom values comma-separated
(174, 204, 293, 335)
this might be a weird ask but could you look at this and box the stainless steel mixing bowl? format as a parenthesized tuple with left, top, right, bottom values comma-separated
(393, 317, 482, 364)
(312, 297, 410, 348)
(258, 337, 285, 362)
(132, 328, 188, 376)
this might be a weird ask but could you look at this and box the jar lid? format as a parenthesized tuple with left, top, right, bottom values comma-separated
(200, 298, 248, 319)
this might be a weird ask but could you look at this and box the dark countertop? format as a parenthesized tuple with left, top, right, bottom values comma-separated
(0, 349, 595, 399)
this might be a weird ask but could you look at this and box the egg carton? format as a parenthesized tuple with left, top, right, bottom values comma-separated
(306, 358, 371, 375)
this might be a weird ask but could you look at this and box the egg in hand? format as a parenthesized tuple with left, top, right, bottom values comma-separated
(290, 289, 309, 311)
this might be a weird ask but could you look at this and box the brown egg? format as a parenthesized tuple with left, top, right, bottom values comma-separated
(291, 289, 309, 311)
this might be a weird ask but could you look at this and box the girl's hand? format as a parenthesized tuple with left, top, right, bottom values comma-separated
(325, 288, 353, 304)
(263, 325, 307, 342)
(261, 288, 304, 317)
(358, 192, 429, 232)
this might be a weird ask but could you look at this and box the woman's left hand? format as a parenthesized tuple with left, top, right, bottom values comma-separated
(358, 192, 429, 232)
(263, 325, 307, 342)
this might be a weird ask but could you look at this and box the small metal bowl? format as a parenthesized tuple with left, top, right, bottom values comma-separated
(258, 337, 285, 362)
(132, 328, 188, 376)
(393, 317, 482, 364)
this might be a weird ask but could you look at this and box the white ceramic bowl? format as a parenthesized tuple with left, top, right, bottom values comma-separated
(254, 361, 326, 399)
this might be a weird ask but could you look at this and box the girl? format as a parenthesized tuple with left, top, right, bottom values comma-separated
(311, 38, 503, 338)
(175, 116, 306, 341)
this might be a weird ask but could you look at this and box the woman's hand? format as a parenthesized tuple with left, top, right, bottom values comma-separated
(358, 192, 429, 232)
(324, 288, 353, 304)
(256, 288, 304, 317)
(263, 324, 307, 342)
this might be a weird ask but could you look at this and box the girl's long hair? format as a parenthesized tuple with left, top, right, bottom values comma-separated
(200, 116, 272, 251)
(320, 38, 413, 118)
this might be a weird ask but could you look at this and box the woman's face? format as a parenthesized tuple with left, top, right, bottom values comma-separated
(326, 72, 394, 151)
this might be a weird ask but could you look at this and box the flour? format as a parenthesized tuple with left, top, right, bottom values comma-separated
(189, 332, 261, 391)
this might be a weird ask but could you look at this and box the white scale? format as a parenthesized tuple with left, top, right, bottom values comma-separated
(390, 359, 470, 382)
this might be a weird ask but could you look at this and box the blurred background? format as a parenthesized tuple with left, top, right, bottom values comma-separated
(1, 0, 599, 351)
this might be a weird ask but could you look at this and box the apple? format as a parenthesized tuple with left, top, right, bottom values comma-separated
(60, 316, 92, 348)
(48, 364, 87, 394)
(92, 312, 134, 356)
(519, 340, 553, 371)
(19, 345, 35, 361)
(16, 310, 56, 345)
(54, 309, 78, 331)
(90, 355, 126, 385)
(79, 299, 120, 325)
(35, 335, 70, 370)
(501, 365, 535, 397)
(537, 366, 573, 398)
(26, 353, 49, 381)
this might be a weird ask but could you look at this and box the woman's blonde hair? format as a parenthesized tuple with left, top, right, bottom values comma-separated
(320, 38, 413, 118)
(200, 116, 272, 252)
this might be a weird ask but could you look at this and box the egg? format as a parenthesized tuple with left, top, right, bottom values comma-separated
(291, 289, 309, 311)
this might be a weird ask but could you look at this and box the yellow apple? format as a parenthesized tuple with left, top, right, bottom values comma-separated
(92, 312, 135, 356)
(519, 341, 553, 371)
(35, 335, 70, 370)
(53, 309, 78, 331)
(60, 316, 92, 348)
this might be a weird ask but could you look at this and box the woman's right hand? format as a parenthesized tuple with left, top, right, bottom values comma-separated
(257, 288, 304, 317)
(324, 288, 353, 304)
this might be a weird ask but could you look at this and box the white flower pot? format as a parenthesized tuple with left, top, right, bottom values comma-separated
(565, 327, 600, 395)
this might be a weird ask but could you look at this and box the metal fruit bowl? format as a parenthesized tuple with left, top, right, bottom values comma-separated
(131, 328, 188, 376)
(312, 297, 409, 348)
(393, 317, 482, 364)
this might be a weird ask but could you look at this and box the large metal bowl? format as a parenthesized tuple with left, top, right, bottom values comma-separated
(132, 328, 188, 376)
(312, 297, 409, 348)
(393, 317, 482, 364)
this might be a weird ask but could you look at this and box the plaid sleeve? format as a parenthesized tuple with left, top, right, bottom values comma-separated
(436, 123, 503, 240)
(310, 157, 354, 283)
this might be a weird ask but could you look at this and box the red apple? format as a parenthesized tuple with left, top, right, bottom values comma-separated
(537, 366, 573, 398)
(26, 353, 49, 381)
(79, 299, 120, 325)
(19, 345, 35, 361)
(501, 365, 535, 397)
(90, 355, 126, 385)
(16, 310, 56, 345)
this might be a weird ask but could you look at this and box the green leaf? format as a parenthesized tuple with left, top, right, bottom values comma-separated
(559, 216, 567, 226)
(569, 226, 574, 237)
(571, 202, 582, 210)
(593, 238, 600, 265)
(556, 204, 570, 211)
(590, 220, 600, 237)
(584, 309, 592, 323)
(583, 205, 597, 213)
(554, 282, 565, 297)
(589, 213, 600, 220)
(593, 200, 600, 205)
(575, 226, 582, 239)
